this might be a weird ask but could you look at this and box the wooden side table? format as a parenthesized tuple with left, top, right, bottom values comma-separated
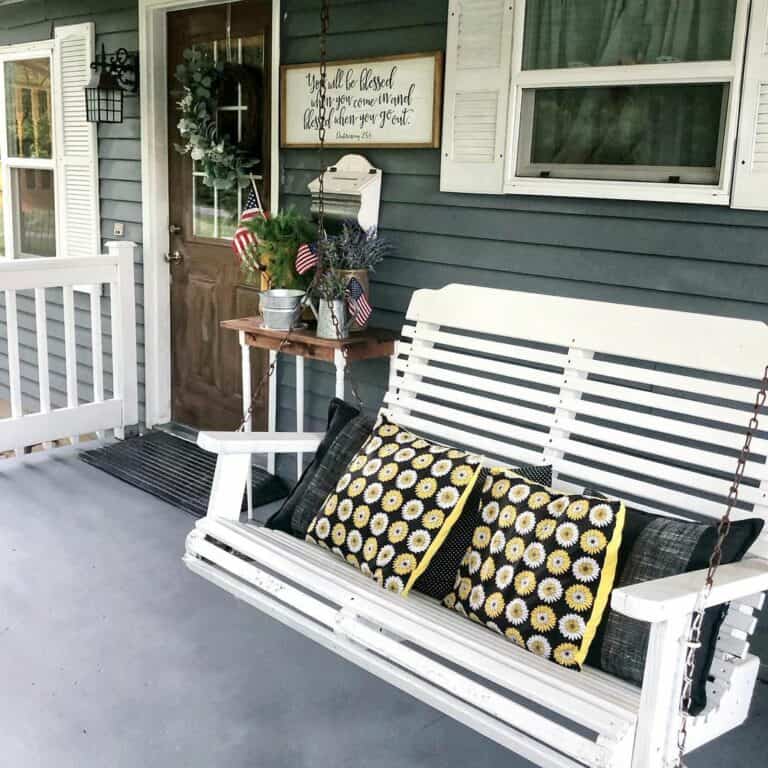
(221, 316, 397, 481)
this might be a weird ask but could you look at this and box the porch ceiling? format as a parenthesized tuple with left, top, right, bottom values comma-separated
(0, 447, 765, 767)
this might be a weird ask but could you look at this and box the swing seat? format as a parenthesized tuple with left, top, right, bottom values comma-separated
(185, 285, 768, 768)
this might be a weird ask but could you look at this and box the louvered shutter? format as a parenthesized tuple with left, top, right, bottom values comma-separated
(732, 0, 768, 210)
(440, 0, 515, 193)
(53, 23, 101, 257)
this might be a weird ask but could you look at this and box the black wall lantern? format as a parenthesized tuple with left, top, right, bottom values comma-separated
(85, 45, 138, 124)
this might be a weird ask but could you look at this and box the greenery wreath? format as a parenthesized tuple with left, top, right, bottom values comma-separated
(173, 47, 261, 189)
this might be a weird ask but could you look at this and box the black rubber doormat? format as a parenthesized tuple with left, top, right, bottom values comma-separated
(80, 430, 287, 518)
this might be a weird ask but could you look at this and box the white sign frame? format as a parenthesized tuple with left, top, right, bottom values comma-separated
(280, 52, 443, 148)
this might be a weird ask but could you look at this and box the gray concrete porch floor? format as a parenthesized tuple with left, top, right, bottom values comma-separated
(1, 447, 765, 768)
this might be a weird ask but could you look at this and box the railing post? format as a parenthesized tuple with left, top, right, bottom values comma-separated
(106, 241, 139, 438)
(4, 288, 23, 457)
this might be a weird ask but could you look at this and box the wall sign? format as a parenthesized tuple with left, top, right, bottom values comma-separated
(280, 52, 443, 148)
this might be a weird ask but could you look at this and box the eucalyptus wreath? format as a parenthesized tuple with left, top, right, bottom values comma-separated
(173, 47, 261, 189)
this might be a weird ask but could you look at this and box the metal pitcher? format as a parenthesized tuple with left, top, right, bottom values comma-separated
(308, 298, 349, 340)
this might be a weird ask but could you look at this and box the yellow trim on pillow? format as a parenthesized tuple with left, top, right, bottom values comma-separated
(575, 501, 626, 668)
(402, 462, 484, 596)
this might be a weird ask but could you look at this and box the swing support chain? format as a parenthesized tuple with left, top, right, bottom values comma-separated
(316, 0, 364, 409)
(236, 0, 364, 434)
(312, 0, 365, 407)
(674, 363, 768, 767)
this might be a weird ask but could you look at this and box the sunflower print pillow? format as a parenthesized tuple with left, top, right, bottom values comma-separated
(443, 468, 625, 669)
(305, 416, 484, 596)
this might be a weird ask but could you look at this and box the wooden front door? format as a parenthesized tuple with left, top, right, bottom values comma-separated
(167, 1, 271, 430)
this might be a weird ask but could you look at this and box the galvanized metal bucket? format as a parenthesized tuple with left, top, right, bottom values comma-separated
(260, 289, 305, 330)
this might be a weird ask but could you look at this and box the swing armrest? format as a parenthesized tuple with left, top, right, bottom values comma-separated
(198, 431, 325, 455)
(610, 558, 768, 623)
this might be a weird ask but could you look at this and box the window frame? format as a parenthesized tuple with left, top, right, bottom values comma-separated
(0, 39, 57, 260)
(502, 0, 751, 206)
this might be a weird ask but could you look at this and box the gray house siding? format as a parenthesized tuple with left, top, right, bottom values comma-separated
(275, 0, 768, 476)
(0, 1, 144, 422)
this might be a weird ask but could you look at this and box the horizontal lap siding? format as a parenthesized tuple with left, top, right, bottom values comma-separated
(0, 1, 145, 423)
(278, 0, 768, 477)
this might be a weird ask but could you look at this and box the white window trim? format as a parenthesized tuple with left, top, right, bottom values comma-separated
(501, 0, 750, 206)
(0, 38, 57, 260)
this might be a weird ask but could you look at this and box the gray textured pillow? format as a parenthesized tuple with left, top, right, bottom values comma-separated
(584, 493, 763, 715)
(290, 412, 375, 536)
(596, 517, 704, 681)
(266, 399, 360, 535)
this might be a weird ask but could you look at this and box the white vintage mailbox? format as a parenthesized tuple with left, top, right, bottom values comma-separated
(309, 153, 383, 233)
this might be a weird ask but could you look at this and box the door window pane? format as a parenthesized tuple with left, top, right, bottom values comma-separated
(217, 186, 240, 239)
(523, 0, 737, 70)
(189, 34, 265, 241)
(518, 83, 727, 184)
(193, 175, 216, 238)
(5, 59, 52, 159)
(12, 168, 56, 257)
(241, 35, 265, 68)
(0, 170, 4, 257)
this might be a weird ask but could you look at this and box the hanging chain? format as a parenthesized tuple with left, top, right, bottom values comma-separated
(318, 0, 364, 409)
(236, 0, 362, 432)
(674, 363, 768, 767)
(317, 0, 329, 242)
(330, 295, 365, 407)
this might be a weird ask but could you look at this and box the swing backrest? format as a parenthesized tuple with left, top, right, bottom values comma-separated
(385, 284, 768, 559)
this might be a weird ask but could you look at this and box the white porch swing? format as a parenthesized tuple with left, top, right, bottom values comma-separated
(183, 4, 768, 767)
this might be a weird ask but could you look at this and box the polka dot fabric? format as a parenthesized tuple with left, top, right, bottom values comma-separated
(443, 468, 625, 669)
(306, 416, 484, 596)
(413, 463, 553, 601)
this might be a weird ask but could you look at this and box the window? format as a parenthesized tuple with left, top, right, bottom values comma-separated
(0, 24, 100, 260)
(440, 0, 768, 209)
(0, 49, 56, 257)
(512, 0, 744, 199)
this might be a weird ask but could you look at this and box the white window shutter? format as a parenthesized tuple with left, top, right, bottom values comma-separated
(440, 0, 515, 194)
(53, 23, 101, 257)
(732, 0, 768, 210)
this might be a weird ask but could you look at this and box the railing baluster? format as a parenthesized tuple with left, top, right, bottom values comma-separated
(4, 289, 23, 457)
(90, 287, 105, 441)
(34, 287, 52, 450)
(62, 285, 78, 445)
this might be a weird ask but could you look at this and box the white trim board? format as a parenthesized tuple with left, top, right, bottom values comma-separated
(139, 0, 281, 428)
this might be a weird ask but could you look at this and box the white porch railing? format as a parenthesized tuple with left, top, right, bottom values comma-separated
(0, 241, 138, 457)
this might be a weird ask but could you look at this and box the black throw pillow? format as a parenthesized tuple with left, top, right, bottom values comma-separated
(266, 398, 361, 535)
(583, 490, 763, 715)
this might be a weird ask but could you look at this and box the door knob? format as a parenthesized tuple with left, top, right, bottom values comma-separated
(164, 250, 183, 263)
(169, 224, 182, 234)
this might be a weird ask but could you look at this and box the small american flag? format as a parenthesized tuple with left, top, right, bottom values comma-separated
(296, 242, 319, 274)
(346, 276, 372, 326)
(232, 186, 264, 259)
